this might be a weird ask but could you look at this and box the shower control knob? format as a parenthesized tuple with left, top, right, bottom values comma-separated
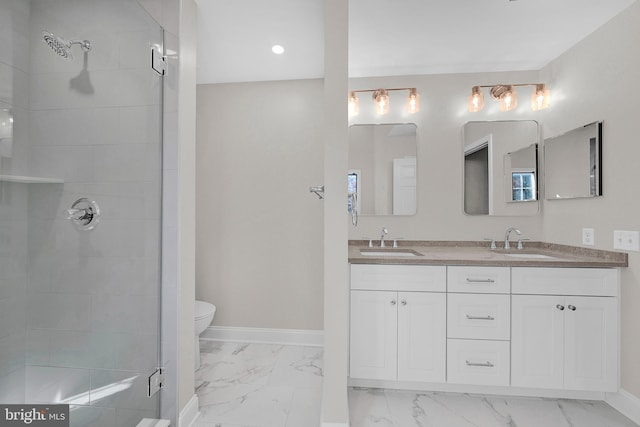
(67, 198, 100, 231)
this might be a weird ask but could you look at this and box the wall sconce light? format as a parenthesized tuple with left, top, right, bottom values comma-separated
(348, 87, 420, 116)
(468, 83, 550, 112)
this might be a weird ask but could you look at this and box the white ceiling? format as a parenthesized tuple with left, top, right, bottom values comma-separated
(196, 0, 636, 85)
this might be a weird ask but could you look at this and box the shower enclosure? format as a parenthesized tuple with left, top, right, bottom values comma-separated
(0, 0, 165, 425)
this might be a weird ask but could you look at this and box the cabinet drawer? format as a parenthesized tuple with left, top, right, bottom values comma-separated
(351, 264, 446, 292)
(447, 294, 510, 340)
(512, 267, 618, 296)
(447, 266, 510, 293)
(447, 339, 510, 386)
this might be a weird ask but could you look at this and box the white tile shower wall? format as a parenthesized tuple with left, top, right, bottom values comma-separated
(21, 0, 165, 424)
(0, 0, 31, 177)
(0, 0, 30, 74)
(0, 182, 29, 403)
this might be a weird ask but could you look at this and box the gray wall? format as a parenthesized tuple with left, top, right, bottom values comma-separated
(196, 79, 325, 330)
(538, 0, 640, 397)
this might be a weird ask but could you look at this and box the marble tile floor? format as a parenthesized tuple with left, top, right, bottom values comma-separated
(194, 341, 638, 427)
(350, 387, 640, 427)
(194, 341, 324, 427)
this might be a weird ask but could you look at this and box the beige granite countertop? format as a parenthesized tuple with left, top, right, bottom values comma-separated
(348, 240, 628, 268)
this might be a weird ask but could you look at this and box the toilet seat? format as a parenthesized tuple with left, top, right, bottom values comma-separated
(195, 300, 215, 320)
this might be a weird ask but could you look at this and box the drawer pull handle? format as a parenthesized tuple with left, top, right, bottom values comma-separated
(466, 315, 495, 321)
(465, 360, 495, 368)
(556, 304, 565, 311)
(465, 278, 496, 283)
(568, 305, 576, 311)
(390, 300, 396, 306)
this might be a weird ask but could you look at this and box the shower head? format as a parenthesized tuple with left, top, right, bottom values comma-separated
(42, 31, 92, 60)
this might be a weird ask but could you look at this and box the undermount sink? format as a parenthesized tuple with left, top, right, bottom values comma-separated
(503, 253, 558, 259)
(360, 249, 422, 257)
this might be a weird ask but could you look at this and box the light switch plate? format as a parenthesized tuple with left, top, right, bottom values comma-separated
(613, 230, 640, 251)
(582, 228, 595, 246)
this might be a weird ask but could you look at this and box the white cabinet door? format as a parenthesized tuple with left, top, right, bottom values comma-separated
(350, 290, 398, 380)
(511, 295, 565, 389)
(397, 292, 446, 382)
(512, 295, 618, 392)
(564, 296, 618, 392)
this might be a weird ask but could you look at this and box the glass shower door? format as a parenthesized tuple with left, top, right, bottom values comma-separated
(0, 0, 164, 425)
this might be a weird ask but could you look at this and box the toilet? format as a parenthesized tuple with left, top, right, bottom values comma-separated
(194, 300, 216, 370)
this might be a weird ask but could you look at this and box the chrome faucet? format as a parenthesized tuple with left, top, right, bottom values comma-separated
(380, 227, 388, 247)
(504, 227, 522, 250)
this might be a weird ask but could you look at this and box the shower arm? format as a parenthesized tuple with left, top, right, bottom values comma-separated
(69, 39, 92, 51)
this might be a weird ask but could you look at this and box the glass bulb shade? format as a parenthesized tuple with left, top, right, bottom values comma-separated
(468, 87, 484, 112)
(348, 92, 360, 116)
(374, 90, 389, 115)
(406, 91, 420, 114)
(531, 86, 550, 111)
(499, 88, 518, 112)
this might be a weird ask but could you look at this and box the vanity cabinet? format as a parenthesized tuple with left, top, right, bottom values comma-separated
(349, 263, 620, 394)
(350, 265, 446, 382)
(511, 268, 618, 392)
(446, 266, 511, 386)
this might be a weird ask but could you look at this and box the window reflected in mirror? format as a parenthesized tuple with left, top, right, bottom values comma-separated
(462, 121, 540, 216)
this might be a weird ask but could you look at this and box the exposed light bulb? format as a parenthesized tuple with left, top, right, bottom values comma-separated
(531, 84, 550, 111)
(271, 45, 285, 55)
(468, 86, 484, 112)
(348, 91, 360, 116)
(499, 86, 518, 111)
(406, 89, 420, 114)
(373, 89, 389, 115)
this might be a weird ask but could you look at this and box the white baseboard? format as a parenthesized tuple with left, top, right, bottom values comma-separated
(606, 389, 640, 425)
(321, 423, 350, 427)
(350, 378, 606, 401)
(178, 394, 201, 427)
(136, 419, 170, 427)
(201, 326, 324, 347)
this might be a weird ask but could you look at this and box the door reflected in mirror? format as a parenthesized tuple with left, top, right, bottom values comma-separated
(462, 121, 540, 216)
(544, 121, 602, 200)
(348, 123, 417, 216)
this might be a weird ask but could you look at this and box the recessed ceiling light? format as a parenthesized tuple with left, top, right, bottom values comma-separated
(271, 45, 285, 55)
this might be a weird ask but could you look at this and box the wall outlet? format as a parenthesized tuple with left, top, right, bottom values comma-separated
(582, 228, 595, 246)
(613, 230, 640, 252)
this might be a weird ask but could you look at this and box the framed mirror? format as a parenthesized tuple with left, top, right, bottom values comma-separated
(544, 121, 602, 200)
(348, 123, 417, 216)
(462, 120, 540, 216)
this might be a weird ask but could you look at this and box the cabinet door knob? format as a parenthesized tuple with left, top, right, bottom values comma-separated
(556, 304, 565, 311)
(401, 300, 407, 306)
(390, 300, 396, 306)
(568, 305, 576, 311)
